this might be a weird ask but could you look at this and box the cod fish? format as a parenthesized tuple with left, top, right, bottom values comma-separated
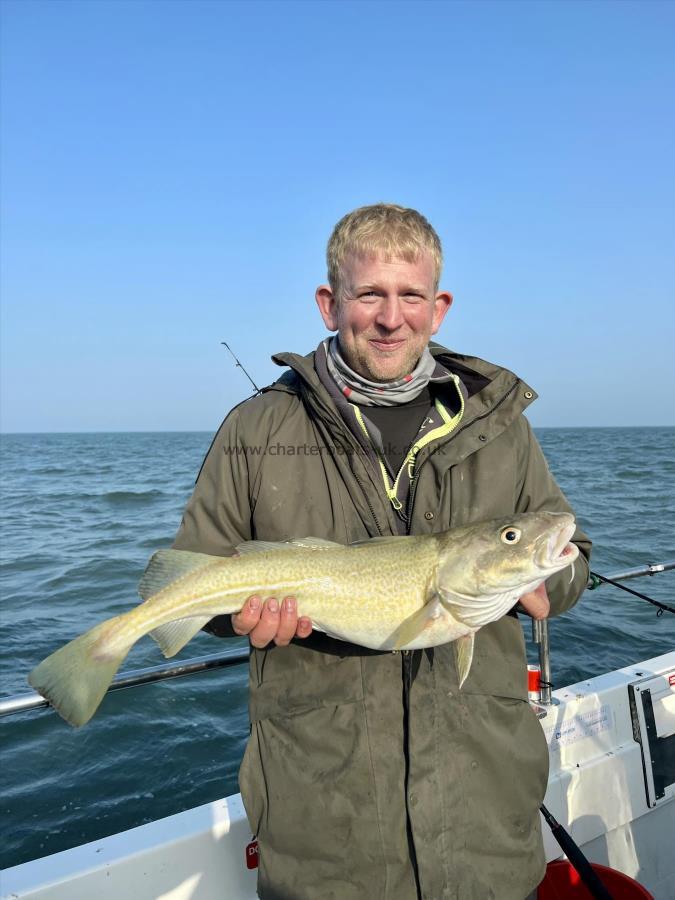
(28, 511, 578, 727)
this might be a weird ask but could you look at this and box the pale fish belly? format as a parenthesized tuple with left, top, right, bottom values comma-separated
(309, 598, 470, 652)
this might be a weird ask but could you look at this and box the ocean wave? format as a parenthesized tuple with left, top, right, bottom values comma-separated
(103, 490, 166, 504)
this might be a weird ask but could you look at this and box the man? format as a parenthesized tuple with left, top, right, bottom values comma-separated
(174, 204, 591, 899)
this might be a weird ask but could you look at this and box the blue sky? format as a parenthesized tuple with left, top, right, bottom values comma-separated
(1, 0, 673, 431)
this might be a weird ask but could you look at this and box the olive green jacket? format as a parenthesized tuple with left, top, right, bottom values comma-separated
(174, 344, 591, 900)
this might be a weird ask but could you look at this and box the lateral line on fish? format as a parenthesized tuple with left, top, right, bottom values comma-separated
(142, 575, 333, 619)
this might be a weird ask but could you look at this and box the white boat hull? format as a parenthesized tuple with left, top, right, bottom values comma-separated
(3, 652, 674, 900)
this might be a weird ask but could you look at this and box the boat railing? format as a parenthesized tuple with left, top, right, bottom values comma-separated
(1, 561, 672, 720)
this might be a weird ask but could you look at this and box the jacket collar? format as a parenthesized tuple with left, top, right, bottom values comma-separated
(269, 341, 537, 412)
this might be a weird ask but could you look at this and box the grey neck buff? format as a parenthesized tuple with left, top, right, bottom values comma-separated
(323, 336, 452, 407)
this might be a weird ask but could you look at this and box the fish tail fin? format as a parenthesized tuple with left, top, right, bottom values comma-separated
(28, 615, 132, 728)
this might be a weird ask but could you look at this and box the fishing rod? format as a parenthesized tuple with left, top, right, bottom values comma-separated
(221, 341, 261, 394)
(0, 649, 250, 718)
(540, 804, 615, 900)
(530, 558, 673, 708)
(588, 561, 675, 616)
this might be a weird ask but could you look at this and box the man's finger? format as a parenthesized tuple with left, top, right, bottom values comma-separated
(295, 616, 313, 639)
(274, 596, 299, 646)
(249, 597, 281, 648)
(518, 583, 550, 620)
(231, 595, 262, 636)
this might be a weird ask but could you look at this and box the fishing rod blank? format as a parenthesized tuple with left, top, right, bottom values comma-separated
(221, 341, 261, 393)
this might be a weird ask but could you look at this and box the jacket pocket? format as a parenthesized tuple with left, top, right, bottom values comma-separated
(459, 614, 529, 701)
(248, 642, 365, 722)
(238, 724, 265, 836)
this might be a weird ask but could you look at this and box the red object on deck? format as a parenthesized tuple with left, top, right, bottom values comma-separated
(528, 665, 542, 693)
(538, 861, 653, 899)
(245, 839, 259, 869)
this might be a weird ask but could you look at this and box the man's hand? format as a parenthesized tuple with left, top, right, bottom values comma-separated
(232, 595, 313, 648)
(517, 582, 550, 620)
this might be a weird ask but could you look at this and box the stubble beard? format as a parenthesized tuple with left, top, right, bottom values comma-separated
(345, 337, 425, 384)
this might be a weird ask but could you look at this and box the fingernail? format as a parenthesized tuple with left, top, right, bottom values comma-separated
(249, 596, 260, 610)
(267, 598, 279, 613)
(285, 597, 296, 613)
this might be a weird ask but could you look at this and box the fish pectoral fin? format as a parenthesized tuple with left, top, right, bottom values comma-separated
(392, 597, 442, 650)
(139, 549, 223, 601)
(454, 633, 475, 688)
(149, 615, 213, 658)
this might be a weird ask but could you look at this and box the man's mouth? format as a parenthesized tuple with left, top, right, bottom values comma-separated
(368, 339, 406, 352)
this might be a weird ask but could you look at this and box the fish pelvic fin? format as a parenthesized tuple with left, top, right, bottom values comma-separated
(139, 549, 222, 601)
(392, 597, 442, 650)
(454, 633, 475, 688)
(27, 616, 130, 728)
(150, 615, 213, 658)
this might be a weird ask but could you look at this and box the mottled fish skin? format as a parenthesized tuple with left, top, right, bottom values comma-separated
(134, 510, 577, 650)
(28, 511, 579, 727)
(137, 536, 443, 650)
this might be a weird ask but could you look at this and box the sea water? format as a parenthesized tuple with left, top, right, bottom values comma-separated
(1, 428, 673, 868)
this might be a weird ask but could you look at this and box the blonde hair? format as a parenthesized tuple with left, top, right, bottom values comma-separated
(327, 203, 443, 297)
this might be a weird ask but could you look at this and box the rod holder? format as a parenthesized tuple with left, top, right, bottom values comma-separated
(532, 618, 555, 706)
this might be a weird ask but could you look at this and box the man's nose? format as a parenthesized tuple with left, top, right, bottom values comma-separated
(375, 298, 405, 330)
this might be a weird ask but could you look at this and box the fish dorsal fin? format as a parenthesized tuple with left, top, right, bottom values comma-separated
(139, 549, 222, 601)
(391, 596, 442, 650)
(454, 633, 475, 688)
(235, 537, 342, 554)
(150, 616, 213, 658)
(288, 537, 344, 550)
(349, 535, 409, 548)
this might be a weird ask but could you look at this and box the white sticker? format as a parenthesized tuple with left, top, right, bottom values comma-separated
(543, 704, 613, 751)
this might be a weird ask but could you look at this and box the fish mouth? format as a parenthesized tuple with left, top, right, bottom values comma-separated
(536, 520, 579, 571)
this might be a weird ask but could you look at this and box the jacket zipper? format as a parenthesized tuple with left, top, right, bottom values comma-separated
(303, 400, 387, 537)
(353, 469, 385, 536)
(405, 379, 521, 533)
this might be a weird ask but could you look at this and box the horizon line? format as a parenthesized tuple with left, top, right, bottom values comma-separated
(2, 424, 674, 437)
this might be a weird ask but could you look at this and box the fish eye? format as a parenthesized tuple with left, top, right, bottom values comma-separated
(500, 527, 521, 544)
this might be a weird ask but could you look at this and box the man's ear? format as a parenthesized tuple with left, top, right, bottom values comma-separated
(431, 291, 453, 334)
(316, 285, 339, 331)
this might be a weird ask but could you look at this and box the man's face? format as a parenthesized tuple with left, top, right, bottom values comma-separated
(316, 251, 452, 383)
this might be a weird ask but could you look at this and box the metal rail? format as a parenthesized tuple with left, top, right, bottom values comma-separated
(532, 619, 554, 706)
(531, 559, 674, 708)
(587, 560, 675, 588)
(1, 562, 672, 719)
(0, 647, 249, 718)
